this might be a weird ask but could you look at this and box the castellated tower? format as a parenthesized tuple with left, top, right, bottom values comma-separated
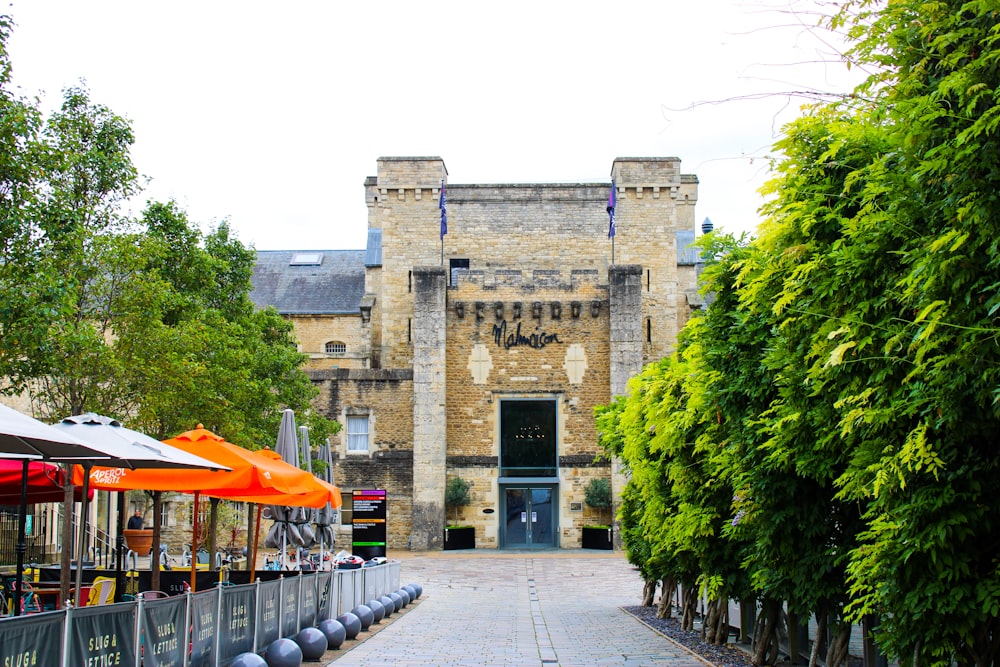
(257, 156, 700, 552)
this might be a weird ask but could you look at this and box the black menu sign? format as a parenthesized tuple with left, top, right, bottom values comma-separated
(351, 489, 387, 560)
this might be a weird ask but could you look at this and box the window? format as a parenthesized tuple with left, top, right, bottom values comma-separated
(160, 502, 171, 528)
(325, 341, 346, 354)
(347, 415, 369, 452)
(450, 258, 470, 287)
(500, 399, 558, 477)
(290, 252, 323, 266)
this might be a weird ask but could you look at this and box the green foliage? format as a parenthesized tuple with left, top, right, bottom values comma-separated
(583, 477, 611, 509)
(596, 3, 1000, 662)
(445, 476, 472, 524)
(0, 20, 338, 452)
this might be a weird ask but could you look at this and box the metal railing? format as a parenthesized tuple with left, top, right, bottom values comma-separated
(0, 508, 51, 567)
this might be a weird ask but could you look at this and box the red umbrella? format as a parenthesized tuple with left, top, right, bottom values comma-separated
(0, 460, 91, 504)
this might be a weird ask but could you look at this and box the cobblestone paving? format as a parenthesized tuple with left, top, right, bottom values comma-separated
(323, 551, 708, 667)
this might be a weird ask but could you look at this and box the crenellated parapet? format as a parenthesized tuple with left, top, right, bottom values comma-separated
(450, 268, 604, 292)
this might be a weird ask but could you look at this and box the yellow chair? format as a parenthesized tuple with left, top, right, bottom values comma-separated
(87, 577, 116, 606)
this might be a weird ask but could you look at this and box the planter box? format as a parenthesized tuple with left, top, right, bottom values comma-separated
(582, 526, 613, 550)
(444, 526, 475, 550)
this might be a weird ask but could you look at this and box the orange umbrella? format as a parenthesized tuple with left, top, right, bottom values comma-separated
(210, 449, 342, 508)
(74, 425, 340, 588)
(224, 450, 344, 571)
(75, 425, 317, 496)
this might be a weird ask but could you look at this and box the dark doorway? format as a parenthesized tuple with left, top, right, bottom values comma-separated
(502, 487, 556, 548)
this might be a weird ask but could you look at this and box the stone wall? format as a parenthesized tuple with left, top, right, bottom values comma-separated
(366, 157, 698, 371)
(310, 368, 414, 549)
(291, 314, 367, 370)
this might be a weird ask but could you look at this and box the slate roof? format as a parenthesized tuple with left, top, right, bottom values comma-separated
(250, 250, 366, 315)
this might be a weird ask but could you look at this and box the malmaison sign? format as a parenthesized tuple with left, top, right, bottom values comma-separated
(492, 320, 561, 350)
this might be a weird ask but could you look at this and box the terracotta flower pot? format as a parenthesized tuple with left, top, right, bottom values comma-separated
(123, 528, 153, 554)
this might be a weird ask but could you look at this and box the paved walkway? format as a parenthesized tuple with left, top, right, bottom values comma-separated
(323, 550, 709, 667)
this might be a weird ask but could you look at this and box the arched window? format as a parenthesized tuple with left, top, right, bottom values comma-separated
(325, 341, 346, 354)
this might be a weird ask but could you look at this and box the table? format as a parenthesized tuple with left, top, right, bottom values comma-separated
(29, 585, 91, 610)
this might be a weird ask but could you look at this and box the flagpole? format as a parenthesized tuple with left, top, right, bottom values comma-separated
(607, 179, 616, 265)
(439, 180, 447, 267)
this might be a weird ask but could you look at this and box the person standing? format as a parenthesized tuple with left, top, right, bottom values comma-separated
(127, 509, 144, 530)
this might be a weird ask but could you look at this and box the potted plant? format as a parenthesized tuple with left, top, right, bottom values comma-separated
(444, 476, 475, 550)
(582, 477, 613, 549)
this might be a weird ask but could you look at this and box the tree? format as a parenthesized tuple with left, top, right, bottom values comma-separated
(0, 16, 47, 389)
(583, 477, 612, 526)
(444, 476, 471, 524)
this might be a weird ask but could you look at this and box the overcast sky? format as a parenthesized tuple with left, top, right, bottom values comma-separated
(5, 0, 858, 251)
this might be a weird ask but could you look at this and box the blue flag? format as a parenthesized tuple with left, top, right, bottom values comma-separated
(439, 180, 448, 238)
(607, 180, 616, 238)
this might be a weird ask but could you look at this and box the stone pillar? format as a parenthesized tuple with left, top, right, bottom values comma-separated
(608, 264, 643, 548)
(410, 266, 448, 550)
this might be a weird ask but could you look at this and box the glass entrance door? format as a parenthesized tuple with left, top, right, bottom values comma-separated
(502, 487, 555, 548)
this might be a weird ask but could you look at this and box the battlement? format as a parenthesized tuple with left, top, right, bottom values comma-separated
(450, 268, 604, 292)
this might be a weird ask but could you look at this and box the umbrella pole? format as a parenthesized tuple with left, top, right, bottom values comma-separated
(151, 491, 162, 593)
(251, 503, 262, 575)
(191, 492, 200, 592)
(74, 463, 92, 608)
(60, 465, 74, 606)
(12, 459, 29, 616)
(115, 491, 125, 603)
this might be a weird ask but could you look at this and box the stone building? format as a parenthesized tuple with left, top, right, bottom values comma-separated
(249, 156, 703, 551)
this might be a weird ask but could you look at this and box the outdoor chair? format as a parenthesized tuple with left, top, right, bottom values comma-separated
(87, 577, 116, 606)
(17, 580, 42, 614)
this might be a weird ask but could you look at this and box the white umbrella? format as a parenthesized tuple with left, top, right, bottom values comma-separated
(52, 413, 230, 605)
(0, 405, 114, 616)
(262, 410, 315, 567)
(0, 404, 108, 461)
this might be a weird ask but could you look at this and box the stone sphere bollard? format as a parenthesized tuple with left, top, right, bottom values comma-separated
(407, 582, 423, 598)
(396, 588, 411, 607)
(264, 638, 302, 667)
(388, 591, 403, 612)
(318, 618, 347, 649)
(351, 604, 374, 629)
(379, 595, 395, 616)
(294, 627, 327, 661)
(402, 584, 418, 601)
(366, 599, 385, 623)
(230, 652, 267, 667)
(336, 612, 362, 639)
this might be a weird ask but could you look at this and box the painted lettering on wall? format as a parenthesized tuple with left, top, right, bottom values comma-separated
(492, 320, 561, 350)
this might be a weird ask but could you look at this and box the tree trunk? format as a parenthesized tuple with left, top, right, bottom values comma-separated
(681, 585, 699, 631)
(825, 621, 851, 667)
(657, 578, 677, 619)
(809, 612, 828, 667)
(704, 597, 731, 645)
(641, 578, 658, 606)
(752, 599, 782, 666)
(208, 497, 219, 567)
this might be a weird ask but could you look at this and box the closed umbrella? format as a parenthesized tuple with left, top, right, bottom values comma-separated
(0, 404, 113, 616)
(262, 410, 315, 568)
(312, 429, 337, 566)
